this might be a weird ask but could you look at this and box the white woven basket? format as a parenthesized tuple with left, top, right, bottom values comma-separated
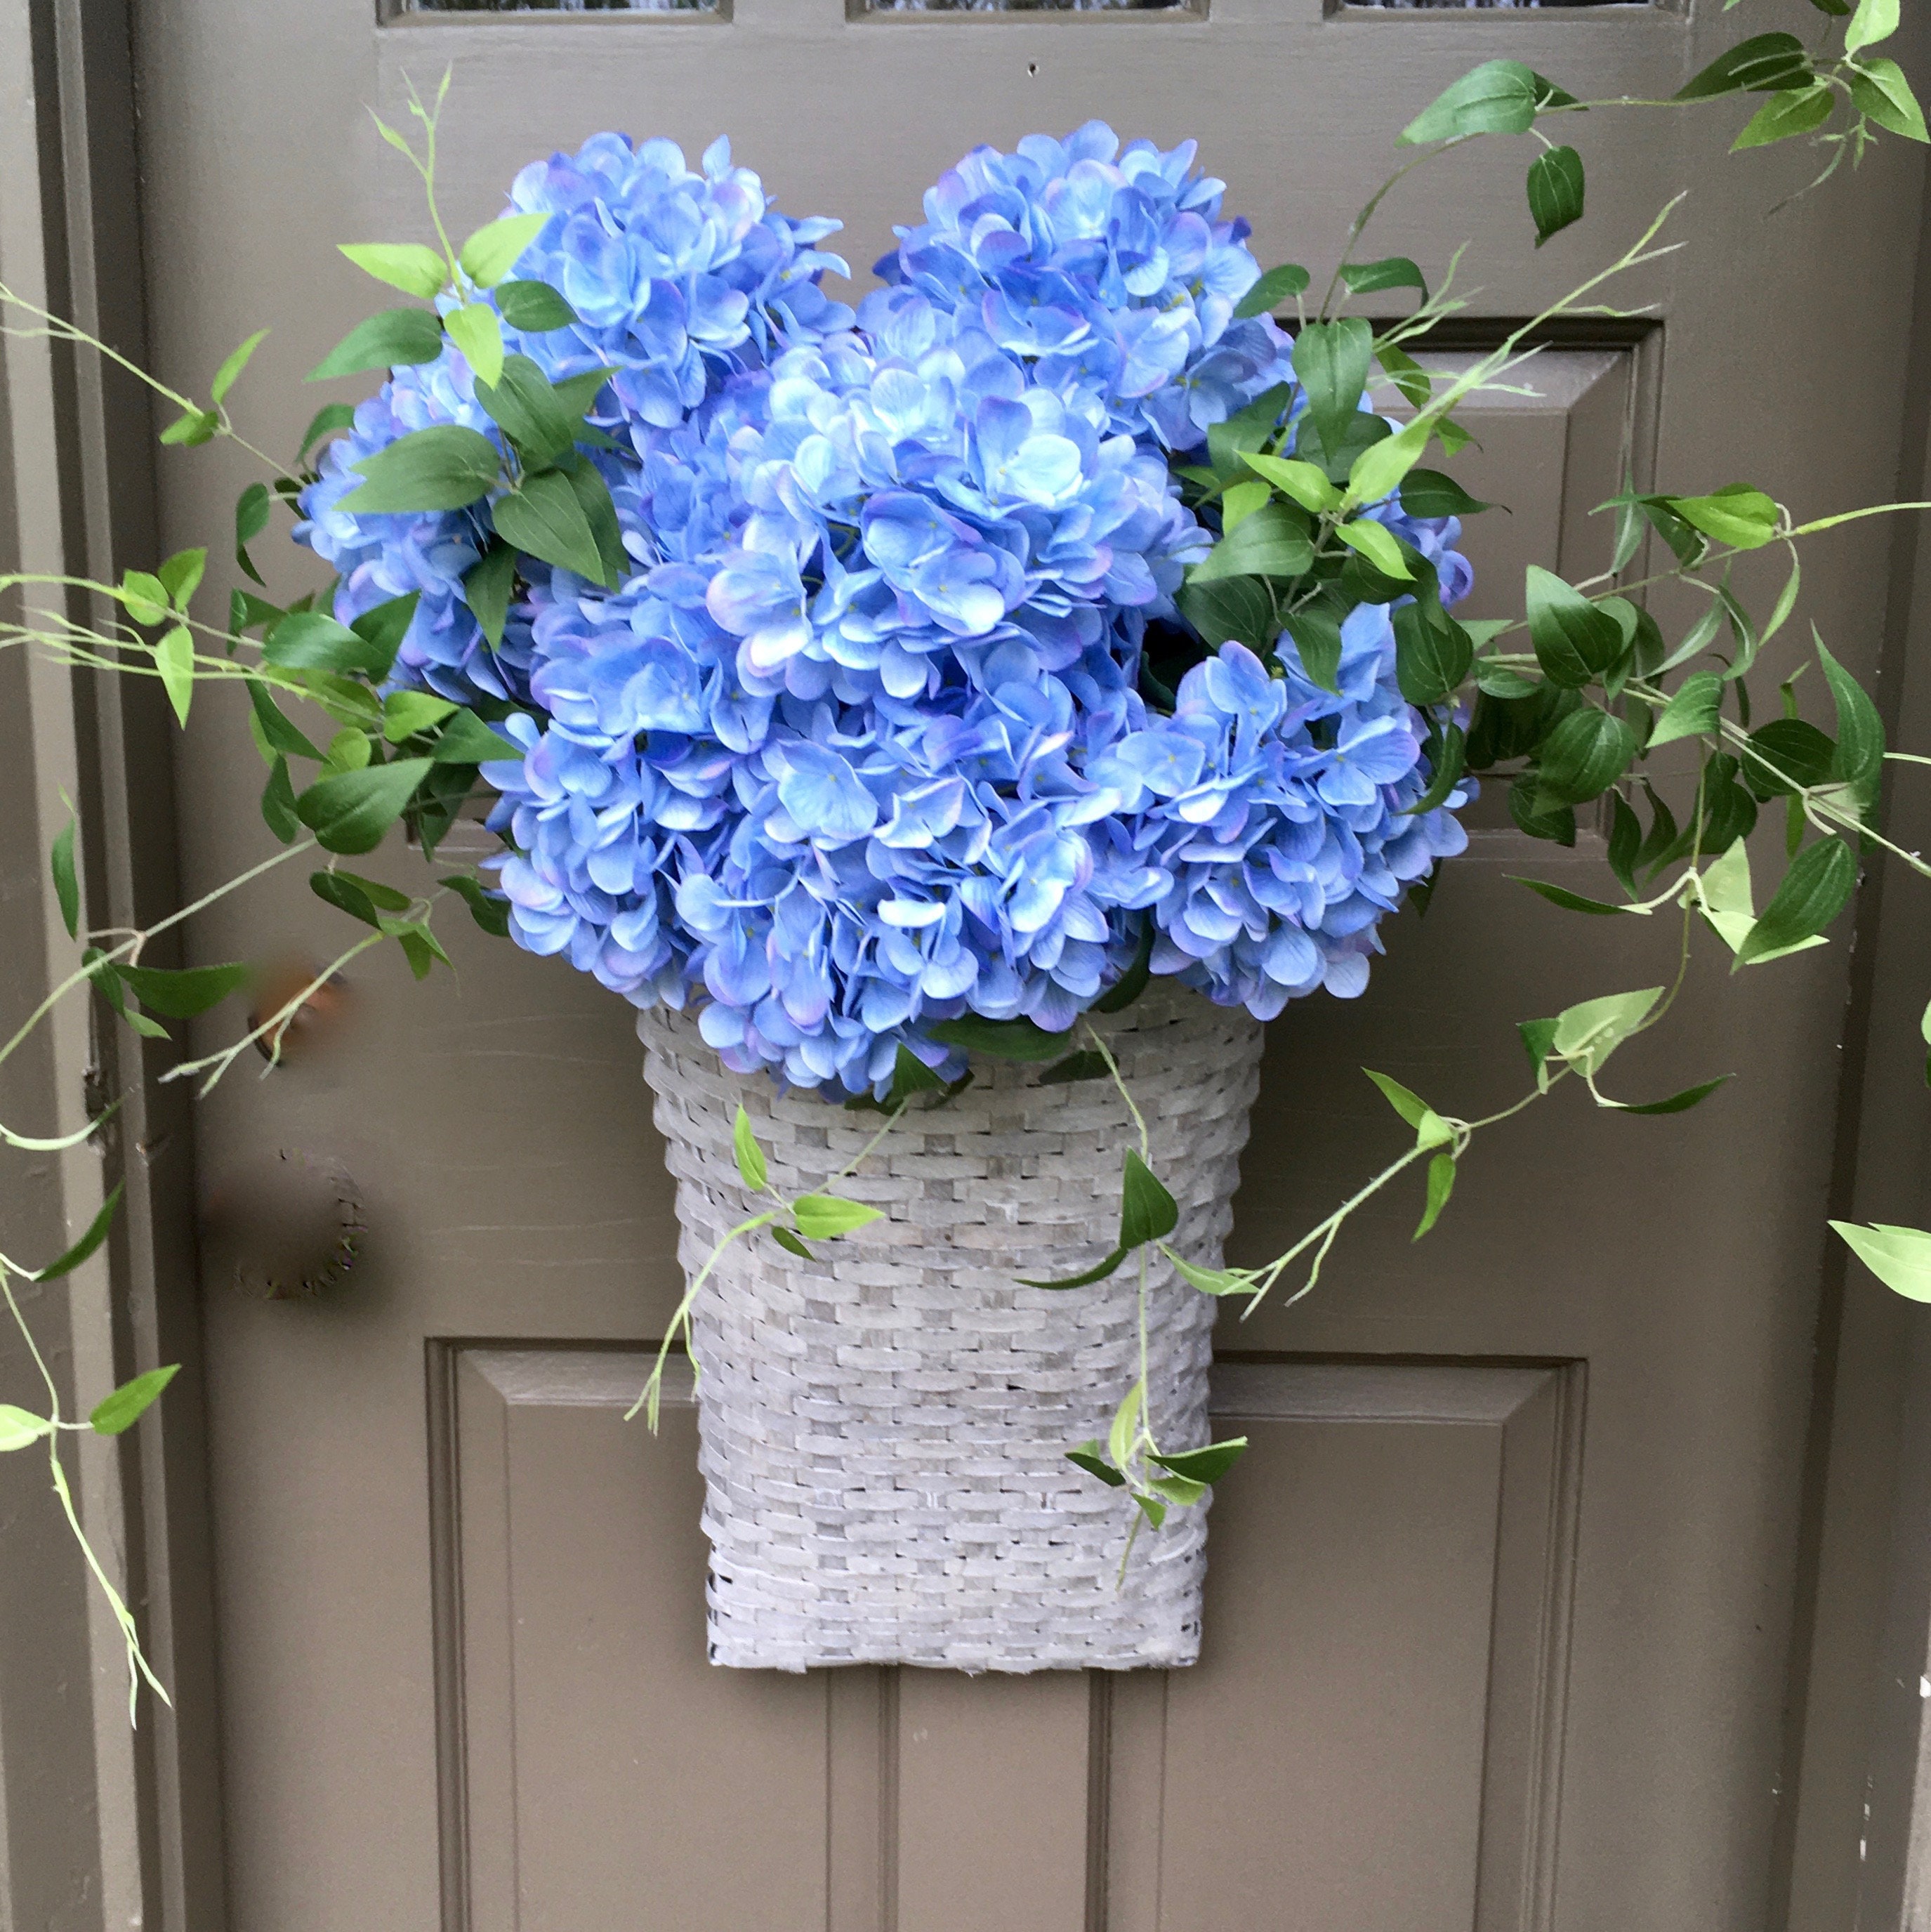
(639, 980, 1265, 1673)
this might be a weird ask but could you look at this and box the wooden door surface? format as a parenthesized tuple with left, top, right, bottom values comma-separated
(124, 1, 1928, 1927)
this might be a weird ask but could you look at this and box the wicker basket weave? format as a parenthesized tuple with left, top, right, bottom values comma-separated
(639, 980, 1265, 1672)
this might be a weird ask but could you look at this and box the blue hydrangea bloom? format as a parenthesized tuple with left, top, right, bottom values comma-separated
(299, 126, 1476, 1098)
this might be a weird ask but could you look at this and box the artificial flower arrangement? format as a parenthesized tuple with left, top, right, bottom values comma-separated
(6, 1, 1931, 1691)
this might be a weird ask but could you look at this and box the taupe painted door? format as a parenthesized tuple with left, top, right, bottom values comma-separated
(127, 1, 1926, 1926)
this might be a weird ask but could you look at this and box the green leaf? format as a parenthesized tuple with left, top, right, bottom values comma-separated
(1850, 59, 1929, 142)
(234, 480, 271, 585)
(1818, 639, 1885, 815)
(261, 756, 301, 843)
(431, 710, 522, 764)
(348, 590, 421, 676)
(1363, 1068, 1454, 1149)
(1067, 1443, 1128, 1487)
(476, 353, 580, 468)
(1109, 1381, 1144, 1473)
(119, 568, 169, 627)
(464, 542, 518, 650)
(32, 1183, 122, 1281)
(338, 241, 448, 300)
(927, 1016, 1073, 1062)
(793, 1194, 885, 1240)
(1347, 418, 1433, 511)
(1231, 263, 1310, 320)
(1648, 671, 1723, 749)
(459, 212, 548, 289)
(117, 960, 248, 1017)
(263, 610, 393, 679)
(492, 467, 607, 584)
(1512, 878, 1641, 916)
(1400, 60, 1578, 145)
(1527, 145, 1586, 247)
(557, 454, 628, 586)
(1508, 774, 1577, 847)
(1392, 601, 1472, 707)
(1193, 503, 1314, 584)
(382, 690, 457, 742)
(1526, 565, 1623, 688)
(89, 1363, 180, 1436)
(339, 424, 501, 515)
(1413, 1150, 1457, 1240)
(1239, 451, 1340, 515)
(1398, 468, 1492, 520)
(1408, 720, 1467, 818)
(0, 1405, 54, 1452)
(1161, 1246, 1254, 1296)
(549, 366, 619, 423)
(1020, 1247, 1130, 1291)
(733, 1104, 768, 1192)
(1832, 1221, 1931, 1299)
(1845, 0, 1899, 56)
(1604, 1075, 1732, 1116)
(771, 1225, 815, 1261)
(442, 872, 510, 938)
(209, 327, 269, 406)
(1607, 791, 1641, 897)
(1742, 717, 1836, 800)
(1549, 987, 1663, 1076)
(159, 407, 218, 447)
(1333, 518, 1412, 580)
(1533, 707, 1637, 808)
(1340, 256, 1426, 298)
(1674, 32, 1811, 100)
(294, 758, 433, 856)
(1732, 84, 1836, 150)
(1220, 480, 1270, 534)
(1518, 1017, 1560, 1086)
(1145, 1473, 1208, 1510)
(1475, 662, 1539, 700)
(50, 813, 79, 939)
(1281, 600, 1347, 696)
(1149, 1438, 1248, 1485)
(159, 548, 206, 609)
(1038, 1050, 1110, 1086)
(494, 279, 579, 332)
(1736, 836, 1856, 964)
(390, 922, 450, 981)
(305, 308, 444, 383)
(444, 303, 506, 389)
(1291, 319, 1374, 461)
(155, 624, 194, 728)
(1119, 1150, 1179, 1251)
(297, 402, 359, 459)
(1093, 915, 1157, 1014)
(1134, 1493, 1168, 1530)
(1375, 341, 1434, 411)
(1668, 484, 1779, 551)
(310, 869, 385, 928)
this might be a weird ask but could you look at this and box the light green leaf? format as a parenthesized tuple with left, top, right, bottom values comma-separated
(1291, 319, 1375, 459)
(1160, 1247, 1253, 1296)
(1550, 987, 1663, 1076)
(444, 303, 505, 389)
(1241, 450, 1340, 513)
(1400, 60, 1576, 145)
(156, 624, 194, 728)
(1833, 1221, 1931, 1299)
(1850, 59, 1929, 141)
(1413, 1150, 1456, 1240)
(119, 569, 169, 627)
(1363, 1068, 1454, 1150)
(158, 548, 206, 610)
(1108, 1380, 1144, 1473)
(1845, 0, 1899, 56)
(1648, 671, 1724, 749)
(1333, 517, 1413, 579)
(1220, 479, 1271, 534)
(1732, 84, 1835, 150)
(338, 242, 449, 301)
(1145, 1473, 1208, 1509)
(1339, 256, 1426, 298)
(158, 407, 218, 447)
(89, 1364, 180, 1436)
(1346, 417, 1432, 509)
(733, 1104, 768, 1192)
(382, 690, 457, 742)
(459, 212, 548, 289)
(0, 1405, 55, 1452)
(1668, 484, 1779, 551)
(209, 327, 269, 405)
(792, 1194, 884, 1240)
(1148, 1438, 1248, 1485)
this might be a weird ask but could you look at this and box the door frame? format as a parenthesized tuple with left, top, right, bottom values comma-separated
(4, 4, 1930, 1928)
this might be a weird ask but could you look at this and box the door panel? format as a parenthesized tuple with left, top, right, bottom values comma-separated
(128, 1, 1929, 1927)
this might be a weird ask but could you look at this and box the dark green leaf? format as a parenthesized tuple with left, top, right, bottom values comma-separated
(348, 590, 420, 680)
(1508, 774, 1577, 846)
(309, 870, 382, 928)
(492, 467, 607, 584)
(1534, 707, 1638, 808)
(1119, 1150, 1179, 1251)
(1067, 1442, 1128, 1487)
(1475, 664, 1540, 700)
(1148, 1438, 1249, 1485)
(1291, 319, 1375, 462)
(442, 872, 511, 938)
(1400, 59, 1578, 144)
(1020, 1247, 1130, 1292)
(88, 1362, 180, 1435)
(1612, 1075, 1732, 1115)
(1192, 501, 1314, 583)
(305, 308, 445, 383)
(1093, 915, 1157, 1013)
(294, 758, 434, 856)
(1232, 264, 1310, 321)
(1392, 601, 1472, 707)
(1339, 256, 1427, 298)
(297, 402, 357, 462)
(1038, 1051, 1110, 1085)
(1512, 877, 1635, 916)
(1518, 1016, 1560, 1079)
(1674, 32, 1811, 100)
(1413, 1150, 1456, 1240)
(432, 710, 522, 764)
(1737, 836, 1856, 962)
(771, 1226, 815, 1261)
(548, 366, 619, 422)
(1281, 600, 1346, 696)
(263, 611, 393, 679)
(1407, 721, 1467, 817)
(117, 961, 249, 1017)
(261, 756, 301, 842)
(475, 353, 579, 467)
(494, 279, 579, 332)
(1397, 468, 1494, 520)
(927, 1016, 1074, 1062)
(1526, 566, 1625, 688)
(1648, 671, 1723, 749)
(1527, 145, 1586, 246)
(245, 678, 322, 760)
(234, 480, 271, 586)
(1742, 717, 1836, 801)
(50, 814, 79, 940)
(1819, 638, 1885, 815)
(464, 541, 518, 650)
(31, 1183, 122, 1282)
(339, 424, 501, 514)
(1176, 574, 1277, 658)
(1607, 791, 1641, 896)
(557, 453, 628, 586)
